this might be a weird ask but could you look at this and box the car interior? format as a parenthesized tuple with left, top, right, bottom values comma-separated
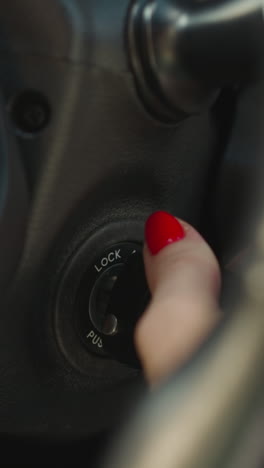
(1, 0, 264, 466)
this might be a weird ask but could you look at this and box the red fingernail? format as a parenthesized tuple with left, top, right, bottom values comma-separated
(145, 211, 185, 255)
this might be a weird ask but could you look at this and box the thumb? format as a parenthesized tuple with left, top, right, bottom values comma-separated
(135, 211, 221, 384)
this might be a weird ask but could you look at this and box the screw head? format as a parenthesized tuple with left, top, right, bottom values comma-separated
(11, 90, 51, 135)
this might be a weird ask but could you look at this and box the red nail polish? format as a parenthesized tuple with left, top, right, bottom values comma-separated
(145, 211, 185, 255)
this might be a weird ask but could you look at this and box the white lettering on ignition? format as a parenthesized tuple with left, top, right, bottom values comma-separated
(101, 257, 108, 267)
(108, 252, 115, 262)
(87, 330, 103, 348)
(115, 249, 121, 260)
(94, 249, 122, 272)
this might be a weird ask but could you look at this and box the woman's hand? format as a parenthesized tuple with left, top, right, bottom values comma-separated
(135, 211, 221, 385)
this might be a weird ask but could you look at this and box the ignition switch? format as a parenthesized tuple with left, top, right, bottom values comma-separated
(77, 242, 149, 367)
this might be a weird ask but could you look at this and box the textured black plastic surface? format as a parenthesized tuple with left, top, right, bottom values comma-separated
(0, 0, 260, 447)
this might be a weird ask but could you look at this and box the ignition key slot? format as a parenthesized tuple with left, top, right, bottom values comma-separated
(77, 242, 142, 358)
(89, 264, 124, 336)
